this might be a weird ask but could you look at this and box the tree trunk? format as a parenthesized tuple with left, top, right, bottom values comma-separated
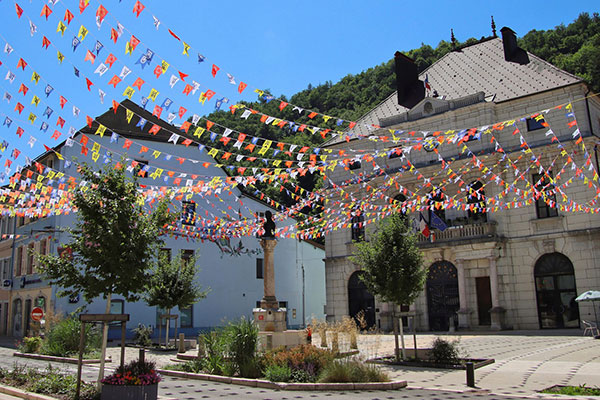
(97, 293, 111, 388)
(393, 308, 400, 362)
(165, 308, 171, 347)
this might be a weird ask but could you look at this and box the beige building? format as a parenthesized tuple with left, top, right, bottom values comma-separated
(323, 28, 600, 331)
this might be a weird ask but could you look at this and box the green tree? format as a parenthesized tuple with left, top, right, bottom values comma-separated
(350, 213, 425, 361)
(145, 253, 209, 346)
(37, 161, 172, 383)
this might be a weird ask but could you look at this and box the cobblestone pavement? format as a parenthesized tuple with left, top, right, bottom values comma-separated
(0, 330, 598, 399)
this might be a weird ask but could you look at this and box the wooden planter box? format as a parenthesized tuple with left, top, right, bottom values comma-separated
(101, 383, 158, 400)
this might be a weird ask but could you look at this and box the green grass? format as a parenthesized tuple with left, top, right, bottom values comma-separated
(541, 384, 600, 396)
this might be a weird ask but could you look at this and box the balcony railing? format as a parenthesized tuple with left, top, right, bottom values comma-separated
(418, 221, 497, 244)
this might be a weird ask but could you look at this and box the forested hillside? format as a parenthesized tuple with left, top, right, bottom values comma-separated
(201, 12, 600, 216)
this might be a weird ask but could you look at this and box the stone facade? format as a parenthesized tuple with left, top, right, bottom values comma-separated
(323, 38, 600, 331)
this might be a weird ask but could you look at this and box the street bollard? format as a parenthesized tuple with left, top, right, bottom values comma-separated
(178, 333, 185, 353)
(139, 348, 145, 364)
(466, 362, 475, 387)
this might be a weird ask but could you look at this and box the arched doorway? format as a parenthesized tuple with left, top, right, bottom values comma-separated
(534, 253, 579, 329)
(348, 271, 375, 329)
(427, 261, 460, 331)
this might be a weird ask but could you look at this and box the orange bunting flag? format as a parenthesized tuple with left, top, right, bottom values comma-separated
(152, 106, 162, 118)
(204, 90, 216, 101)
(105, 53, 117, 68)
(180, 121, 191, 133)
(153, 65, 162, 78)
(178, 107, 187, 118)
(86, 115, 93, 128)
(17, 58, 27, 70)
(108, 75, 121, 88)
(64, 9, 74, 24)
(149, 124, 161, 135)
(18, 84, 28, 95)
(96, 5, 108, 24)
(15, 3, 23, 18)
(85, 78, 93, 91)
(42, 36, 51, 49)
(178, 71, 188, 81)
(59, 96, 67, 109)
(132, 1, 145, 17)
(110, 28, 119, 44)
(84, 50, 96, 64)
(238, 82, 247, 94)
(308, 112, 318, 119)
(112, 100, 119, 113)
(132, 77, 145, 90)
(15, 103, 24, 114)
(206, 121, 214, 130)
(348, 121, 356, 129)
(279, 101, 288, 111)
(182, 84, 193, 95)
(40, 5, 53, 20)
(211, 64, 220, 78)
(79, 0, 89, 14)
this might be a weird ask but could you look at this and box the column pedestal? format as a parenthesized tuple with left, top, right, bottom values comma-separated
(455, 259, 470, 330)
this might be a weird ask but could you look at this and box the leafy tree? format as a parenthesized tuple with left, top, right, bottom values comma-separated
(37, 161, 172, 383)
(145, 253, 209, 346)
(350, 213, 425, 361)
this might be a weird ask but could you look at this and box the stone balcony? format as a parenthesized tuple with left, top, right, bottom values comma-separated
(418, 221, 498, 246)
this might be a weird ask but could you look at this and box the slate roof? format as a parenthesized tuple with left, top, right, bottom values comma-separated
(326, 37, 582, 145)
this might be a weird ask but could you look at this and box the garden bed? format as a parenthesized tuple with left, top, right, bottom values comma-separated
(540, 384, 600, 396)
(157, 368, 407, 391)
(370, 356, 494, 370)
(13, 351, 112, 365)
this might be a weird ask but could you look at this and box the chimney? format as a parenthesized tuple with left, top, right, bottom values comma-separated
(394, 51, 425, 109)
(500, 26, 530, 64)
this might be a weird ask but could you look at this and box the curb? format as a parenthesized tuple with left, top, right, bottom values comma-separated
(157, 368, 407, 391)
(0, 383, 59, 400)
(13, 352, 111, 365)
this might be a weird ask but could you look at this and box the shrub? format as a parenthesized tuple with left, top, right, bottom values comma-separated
(102, 359, 161, 386)
(429, 337, 461, 364)
(200, 330, 227, 375)
(40, 317, 101, 357)
(225, 318, 260, 378)
(18, 337, 43, 354)
(263, 344, 334, 380)
(132, 324, 153, 347)
(318, 360, 389, 383)
(264, 364, 292, 382)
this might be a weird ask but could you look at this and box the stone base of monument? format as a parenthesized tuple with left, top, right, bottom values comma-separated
(253, 308, 306, 350)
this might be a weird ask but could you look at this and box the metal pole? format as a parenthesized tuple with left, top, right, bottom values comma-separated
(466, 362, 475, 387)
(120, 321, 126, 368)
(139, 348, 145, 365)
(75, 322, 86, 400)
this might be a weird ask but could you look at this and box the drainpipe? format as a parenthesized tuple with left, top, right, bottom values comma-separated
(583, 88, 600, 175)
(8, 217, 17, 335)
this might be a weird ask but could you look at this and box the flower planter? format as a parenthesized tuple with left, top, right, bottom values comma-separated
(101, 383, 158, 400)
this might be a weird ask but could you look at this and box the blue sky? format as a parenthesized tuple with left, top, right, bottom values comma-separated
(0, 0, 597, 176)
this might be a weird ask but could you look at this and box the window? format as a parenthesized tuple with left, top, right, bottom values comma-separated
(467, 181, 487, 223)
(181, 201, 196, 226)
(351, 211, 364, 242)
(348, 160, 361, 170)
(394, 193, 407, 217)
(526, 117, 546, 131)
(133, 159, 149, 178)
(532, 173, 558, 219)
(388, 147, 402, 159)
(180, 306, 192, 328)
(26, 243, 35, 275)
(428, 190, 446, 224)
(181, 249, 194, 265)
(1, 258, 9, 281)
(16, 247, 23, 276)
(256, 258, 264, 279)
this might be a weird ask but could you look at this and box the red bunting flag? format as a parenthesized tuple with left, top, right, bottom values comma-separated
(129, 35, 140, 51)
(132, 77, 145, 90)
(84, 50, 96, 64)
(81, 146, 88, 156)
(96, 5, 108, 24)
(15, 103, 24, 114)
(132, 1, 145, 17)
(56, 117, 65, 127)
(107, 75, 121, 88)
(15, 3, 23, 18)
(123, 139, 132, 149)
(279, 101, 288, 111)
(16, 127, 24, 137)
(308, 112, 318, 119)
(152, 106, 162, 118)
(149, 124, 161, 135)
(153, 65, 162, 78)
(178, 71, 188, 81)
(18, 84, 28, 96)
(105, 53, 117, 67)
(211, 64, 220, 78)
(180, 121, 191, 133)
(181, 139, 192, 147)
(112, 100, 119, 113)
(204, 90, 215, 101)
(110, 28, 119, 44)
(206, 121, 214, 130)
(17, 58, 27, 70)
(182, 84, 193, 95)
(79, 0, 89, 14)
(40, 5, 53, 20)
(238, 82, 247, 94)
(348, 121, 356, 129)
(85, 116, 93, 128)
(64, 9, 74, 24)
(51, 130, 61, 140)
(168, 29, 180, 41)
(85, 78, 93, 91)
(42, 36, 51, 49)
(178, 107, 187, 118)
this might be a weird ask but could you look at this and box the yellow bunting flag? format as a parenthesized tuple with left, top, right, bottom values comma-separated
(91, 152, 100, 162)
(148, 88, 159, 101)
(78, 25, 88, 41)
(31, 95, 40, 106)
(161, 60, 169, 74)
(182, 42, 190, 55)
(193, 127, 205, 138)
(91, 142, 101, 152)
(152, 150, 161, 159)
(31, 72, 40, 84)
(96, 125, 106, 137)
(198, 92, 207, 105)
(125, 41, 134, 55)
(254, 89, 264, 97)
(123, 86, 135, 99)
(57, 21, 66, 36)
(126, 109, 134, 123)
(57, 51, 65, 64)
(258, 140, 272, 155)
(207, 148, 218, 158)
(28, 113, 37, 124)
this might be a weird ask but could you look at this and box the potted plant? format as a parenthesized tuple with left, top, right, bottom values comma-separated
(100, 359, 161, 400)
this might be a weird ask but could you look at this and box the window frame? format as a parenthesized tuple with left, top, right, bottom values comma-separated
(180, 306, 193, 328)
(532, 172, 558, 219)
(256, 258, 264, 279)
(350, 211, 365, 242)
(526, 117, 545, 132)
